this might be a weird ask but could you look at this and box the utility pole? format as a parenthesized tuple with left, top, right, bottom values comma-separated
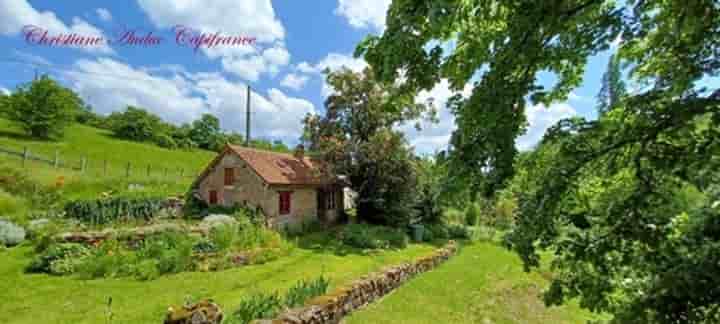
(245, 85, 251, 147)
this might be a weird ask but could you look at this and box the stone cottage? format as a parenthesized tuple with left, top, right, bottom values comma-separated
(191, 144, 345, 227)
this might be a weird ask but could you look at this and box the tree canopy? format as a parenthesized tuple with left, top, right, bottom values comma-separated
(5, 76, 82, 139)
(303, 67, 434, 226)
(360, 0, 720, 322)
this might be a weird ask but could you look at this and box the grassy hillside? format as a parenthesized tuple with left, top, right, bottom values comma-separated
(0, 118, 215, 178)
(346, 242, 602, 324)
(0, 118, 216, 198)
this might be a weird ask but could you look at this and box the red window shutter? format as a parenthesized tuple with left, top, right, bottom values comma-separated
(209, 190, 218, 204)
(279, 191, 291, 215)
(224, 168, 234, 185)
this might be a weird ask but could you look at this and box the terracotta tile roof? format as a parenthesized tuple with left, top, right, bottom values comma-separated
(226, 145, 331, 186)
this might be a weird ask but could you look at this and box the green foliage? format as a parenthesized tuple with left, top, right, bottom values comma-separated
(190, 114, 224, 151)
(5, 76, 82, 139)
(340, 223, 409, 250)
(302, 68, 433, 228)
(209, 225, 236, 252)
(464, 203, 480, 226)
(284, 276, 330, 308)
(0, 164, 61, 211)
(153, 133, 177, 149)
(107, 106, 166, 143)
(415, 157, 444, 224)
(231, 276, 330, 323)
(231, 292, 283, 324)
(63, 196, 164, 224)
(361, 1, 720, 321)
(137, 231, 194, 275)
(596, 53, 626, 116)
(73, 231, 195, 280)
(26, 243, 90, 274)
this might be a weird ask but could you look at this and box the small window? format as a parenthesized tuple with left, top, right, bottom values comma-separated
(279, 191, 291, 215)
(224, 168, 234, 185)
(209, 190, 218, 204)
(327, 190, 337, 210)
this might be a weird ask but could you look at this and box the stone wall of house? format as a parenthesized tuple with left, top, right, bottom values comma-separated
(267, 185, 318, 229)
(198, 154, 274, 214)
(252, 241, 458, 324)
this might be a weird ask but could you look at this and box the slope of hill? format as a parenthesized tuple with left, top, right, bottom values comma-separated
(0, 118, 216, 200)
(0, 118, 216, 177)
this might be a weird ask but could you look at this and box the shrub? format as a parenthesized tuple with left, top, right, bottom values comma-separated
(465, 203, 480, 226)
(134, 260, 160, 281)
(209, 225, 236, 252)
(64, 196, 164, 225)
(341, 223, 409, 250)
(0, 189, 25, 217)
(424, 223, 449, 242)
(154, 133, 177, 149)
(447, 224, 471, 240)
(284, 276, 330, 308)
(138, 231, 194, 275)
(232, 293, 283, 324)
(192, 239, 219, 254)
(443, 208, 465, 224)
(27, 243, 90, 273)
(0, 219, 25, 246)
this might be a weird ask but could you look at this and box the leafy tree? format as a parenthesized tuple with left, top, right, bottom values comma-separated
(414, 156, 444, 224)
(5, 76, 82, 139)
(361, 1, 720, 322)
(596, 53, 626, 116)
(302, 67, 434, 227)
(190, 113, 224, 151)
(107, 106, 164, 142)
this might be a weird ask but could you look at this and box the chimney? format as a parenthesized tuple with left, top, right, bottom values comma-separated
(294, 144, 305, 160)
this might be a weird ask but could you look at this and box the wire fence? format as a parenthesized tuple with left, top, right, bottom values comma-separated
(0, 145, 199, 180)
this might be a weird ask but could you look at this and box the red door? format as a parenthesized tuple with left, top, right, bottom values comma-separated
(209, 190, 218, 204)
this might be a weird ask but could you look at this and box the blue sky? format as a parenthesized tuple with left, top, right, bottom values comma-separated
(0, 0, 613, 154)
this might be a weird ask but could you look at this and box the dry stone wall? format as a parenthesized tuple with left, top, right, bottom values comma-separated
(252, 241, 458, 324)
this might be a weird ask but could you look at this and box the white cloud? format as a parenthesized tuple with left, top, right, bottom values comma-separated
(0, 0, 112, 53)
(296, 62, 315, 74)
(64, 58, 205, 124)
(0, 87, 10, 95)
(400, 79, 473, 154)
(280, 73, 309, 91)
(96, 8, 112, 22)
(335, 0, 390, 31)
(314, 53, 367, 74)
(516, 103, 578, 151)
(62, 58, 313, 143)
(300, 53, 368, 96)
(137, 0, 289, 81)
(192, 74, 315, 140)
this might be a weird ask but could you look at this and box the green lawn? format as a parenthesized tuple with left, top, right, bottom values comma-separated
(0, 234, 436, 324)
(346, 242, 600, 324)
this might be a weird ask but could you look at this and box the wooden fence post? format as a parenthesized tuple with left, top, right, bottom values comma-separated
(54, 150, 60, 169)
(22, 147, 28, 168)
(147, 165, 151, 177)
(164, 167, 168, 177)
(126, 162, 131, 178)
(80, 157, 87, 173)
(180, 168, 184, 178)
(103, 160, 108, 176)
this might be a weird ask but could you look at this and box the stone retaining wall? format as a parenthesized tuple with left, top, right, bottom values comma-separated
(253, 241, 458, 324)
